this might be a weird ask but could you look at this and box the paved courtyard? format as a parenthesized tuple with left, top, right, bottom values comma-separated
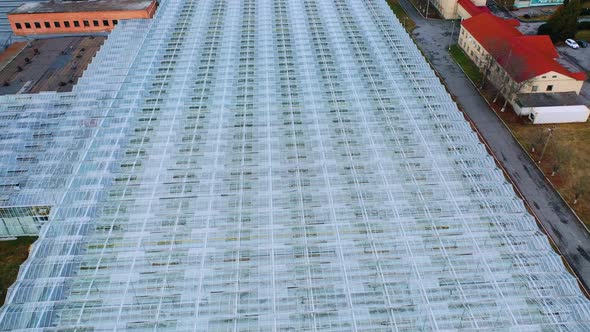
(558, 45, 590, 72)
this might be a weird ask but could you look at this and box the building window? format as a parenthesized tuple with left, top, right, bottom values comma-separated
(83, 20, 90, 27)
(54, 21, 60, 28)
(44, 22, 50, 28)
(552, 75, 557, 78)
(25, 22, 31, 29)
(34, 22, 41, 28)
(103, 20, 109, 26)
(113, 20, 118, 25)
(546, 85, 554, 91)
(532, 85, 538, 92)
(542, 75, 546, 78)
(15, 23, 22, 29)
(74, 21, 80, 27)
(64, 21, 70, 28)
(93, 20, 99, 26)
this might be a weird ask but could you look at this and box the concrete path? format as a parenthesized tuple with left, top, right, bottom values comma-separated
(395, 0, 590, 291)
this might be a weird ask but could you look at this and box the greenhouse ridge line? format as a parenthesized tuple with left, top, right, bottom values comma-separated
(393, 0, 590, 298)
(0, 0, 590, 330)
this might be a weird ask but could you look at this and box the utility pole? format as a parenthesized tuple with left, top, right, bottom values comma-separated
(538, 127, 554, 164)
(425, 0, 430, 19)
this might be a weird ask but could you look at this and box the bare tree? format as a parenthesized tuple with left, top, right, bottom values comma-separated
(476, 37, 507, 90)
(573, 176, 590, 205)
(530, 129, 546, 153)
(479, 53, 495, 89)
(491, 52, 533, 112)
(551, 148, 571, 176)
(493, 77, 531, 112)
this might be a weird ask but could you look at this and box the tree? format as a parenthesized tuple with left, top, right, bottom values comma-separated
(530, 128, 547, 153)
(551, 148, 571, 176)
(500, 79, 530, 112)
(496, 0, 516, 10)
(537, 23, 552, 36)
(479, 53, 495, 89)
(573, 176, 590, 205)
(476, 37, 508, 90)
(492, 55, 533, 112)
(546, 0, 581, 42)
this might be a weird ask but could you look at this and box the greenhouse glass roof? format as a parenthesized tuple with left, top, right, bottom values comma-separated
(1, 0, 590, 330)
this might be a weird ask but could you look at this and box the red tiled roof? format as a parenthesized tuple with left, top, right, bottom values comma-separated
(457, 0, 490, 17)
(461, 12, 586, 82)
(514, 35, 558, 58)
(478, 6, 491, 14)
(504, 18, 521, 27)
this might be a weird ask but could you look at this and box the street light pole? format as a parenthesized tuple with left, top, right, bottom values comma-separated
(448, 19, 456, 51)
(538, 127, 554, 164)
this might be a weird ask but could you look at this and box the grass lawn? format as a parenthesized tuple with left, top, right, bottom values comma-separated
(508, 120, 590, 226)
(448, 45, 483, 83)
(448, 45, 590, 226)
(0, 237, 36, 306)
(576, 30, 590, 41)
(385, 0, 416, 32)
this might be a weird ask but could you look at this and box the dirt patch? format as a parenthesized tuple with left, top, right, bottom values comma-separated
(481, 88, 590, 228)
(0, 237, 37, 306)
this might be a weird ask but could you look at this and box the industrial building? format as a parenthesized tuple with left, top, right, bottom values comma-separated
(0, 0, 589, 330)
(8, 0, 157, 36)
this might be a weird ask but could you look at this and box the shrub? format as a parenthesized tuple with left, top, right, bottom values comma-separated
(537, 23, 553, 35)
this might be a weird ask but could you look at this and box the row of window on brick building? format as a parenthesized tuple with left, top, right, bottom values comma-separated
(15, 19, 119, 30)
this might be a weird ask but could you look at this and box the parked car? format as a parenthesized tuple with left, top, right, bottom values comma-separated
(566, 39, 580, 49)
(576, 40, 588, 48)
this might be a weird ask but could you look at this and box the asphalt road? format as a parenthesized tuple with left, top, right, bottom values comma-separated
(395, 0, 590, 291)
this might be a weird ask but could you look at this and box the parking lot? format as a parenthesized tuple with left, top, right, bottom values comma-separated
(557, 44, 590, 72)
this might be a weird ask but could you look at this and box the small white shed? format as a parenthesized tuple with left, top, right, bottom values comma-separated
(512, 92, 590, 124)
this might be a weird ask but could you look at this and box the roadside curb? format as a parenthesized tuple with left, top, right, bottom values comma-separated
(447, 48, 590, 296)
(392, 0, 590, 297)
(449, 48, 590, 234)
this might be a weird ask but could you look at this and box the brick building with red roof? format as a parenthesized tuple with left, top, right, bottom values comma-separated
(456, 0, 490, 19)
(459, 12, 586, 100)
(431, 0, 488, 19)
